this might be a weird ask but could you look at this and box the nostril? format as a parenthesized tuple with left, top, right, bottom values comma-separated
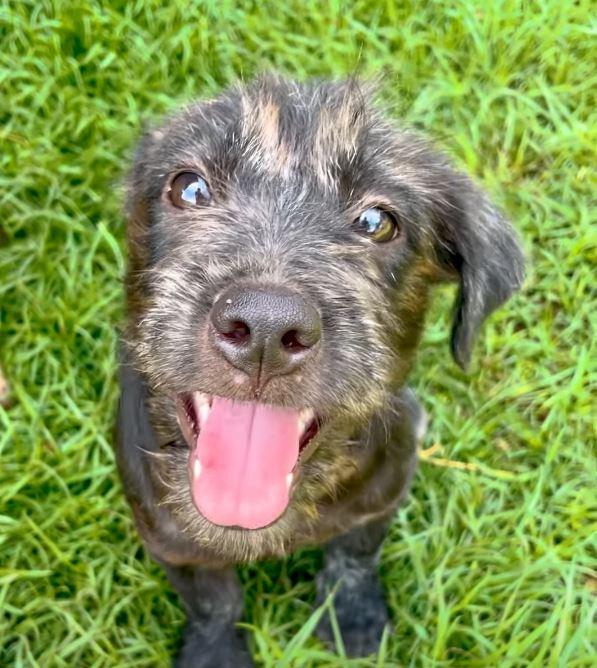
(281, 329, 318, 352)
(281, 329, 304, 351)
(219, 320, 251, 344)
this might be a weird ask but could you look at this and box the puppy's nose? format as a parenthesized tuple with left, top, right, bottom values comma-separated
(210, 286, 321, 380)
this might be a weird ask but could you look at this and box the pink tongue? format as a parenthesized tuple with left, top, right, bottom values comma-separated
(190, 397, 300, 529)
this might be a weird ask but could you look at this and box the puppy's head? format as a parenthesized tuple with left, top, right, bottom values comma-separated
(124, 75, 523, 548)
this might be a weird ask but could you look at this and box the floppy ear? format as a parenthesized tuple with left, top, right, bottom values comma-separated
(434, 182, 525, 369)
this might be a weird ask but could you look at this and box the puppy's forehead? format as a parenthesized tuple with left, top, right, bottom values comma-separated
(166, 77, 379, 191)
(239, 78, 369, 180)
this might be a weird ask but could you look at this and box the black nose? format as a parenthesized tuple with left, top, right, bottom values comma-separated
(210, 286, 321, 380)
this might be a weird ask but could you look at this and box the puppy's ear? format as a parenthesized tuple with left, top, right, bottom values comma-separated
(434, 179, 525, 369)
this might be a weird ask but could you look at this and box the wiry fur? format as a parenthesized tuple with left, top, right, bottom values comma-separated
(116, 74, 524, 665)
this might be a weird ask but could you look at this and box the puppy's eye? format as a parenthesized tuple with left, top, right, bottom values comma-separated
(169, 172, 211, 208)
(355, 207, 399, 243)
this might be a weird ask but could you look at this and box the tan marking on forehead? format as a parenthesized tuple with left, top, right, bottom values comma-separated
(312, 94, 364, 191)
(241, 94, 293, 177)
(256, 101, 279, 154)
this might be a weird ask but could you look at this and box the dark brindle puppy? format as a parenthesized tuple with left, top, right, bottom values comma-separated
(116, 74, 524, 667)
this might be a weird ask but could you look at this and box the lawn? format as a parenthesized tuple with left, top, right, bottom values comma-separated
(0, 1, 595, 666)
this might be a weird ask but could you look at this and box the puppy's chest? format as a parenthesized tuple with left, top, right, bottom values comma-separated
(299, 446, 413, 543)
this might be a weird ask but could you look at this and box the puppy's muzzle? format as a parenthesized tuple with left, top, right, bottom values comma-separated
(210, 286, 321, 381)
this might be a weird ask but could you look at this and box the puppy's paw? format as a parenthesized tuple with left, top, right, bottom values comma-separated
(174, 622, 254, 668)
(316, 571, 391, 657)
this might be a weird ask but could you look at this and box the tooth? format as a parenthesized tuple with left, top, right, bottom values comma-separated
(193, 458, 202, 479)
(193, 392, 212, 426)
(286, 473, 293, 489)
(298, 408, 314, 432)
(199, 403, 210, 426)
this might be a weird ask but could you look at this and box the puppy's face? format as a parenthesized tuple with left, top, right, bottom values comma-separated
(125, 76, 523, 548)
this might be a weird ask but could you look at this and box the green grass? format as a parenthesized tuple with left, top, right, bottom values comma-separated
(1, 1, 595, 666)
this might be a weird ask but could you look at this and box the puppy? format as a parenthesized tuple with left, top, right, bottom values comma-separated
(116, 74, 524, 667)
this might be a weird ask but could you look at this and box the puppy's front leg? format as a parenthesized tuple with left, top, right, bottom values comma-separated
(161, 563, 254, 668)
(315, 515, 393, 657)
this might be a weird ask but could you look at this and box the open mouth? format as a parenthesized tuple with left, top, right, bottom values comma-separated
(176, 392, 320, 530)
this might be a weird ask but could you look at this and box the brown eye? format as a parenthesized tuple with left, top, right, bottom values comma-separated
(169, 172, 211, 208)
(355, 207, 399, 242)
